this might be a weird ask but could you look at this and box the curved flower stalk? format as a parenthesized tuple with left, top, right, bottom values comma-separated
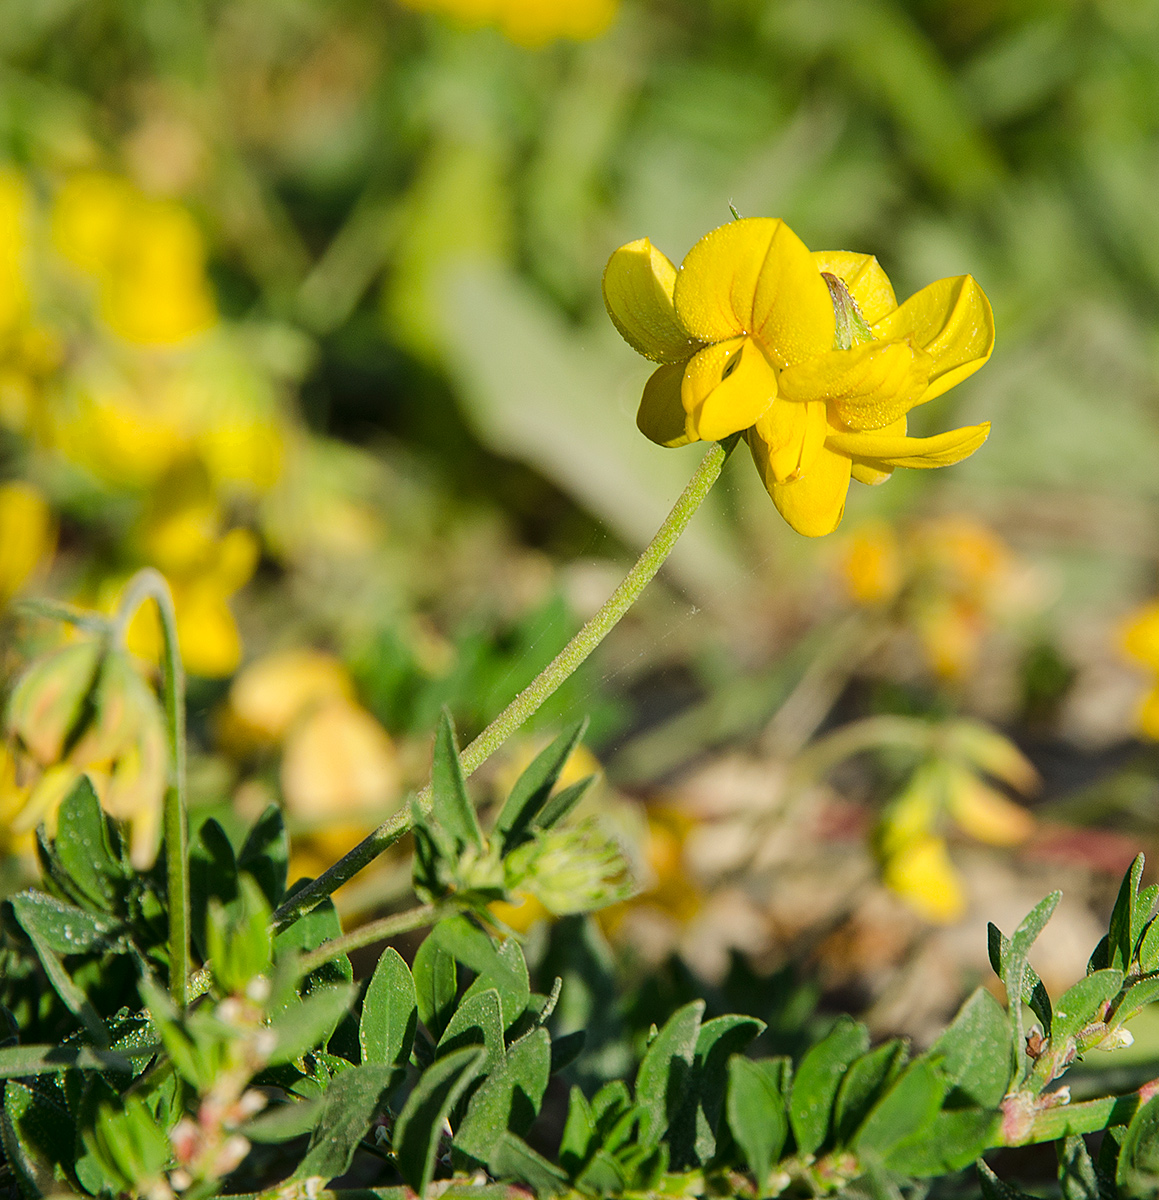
(604, 217, 995, 536)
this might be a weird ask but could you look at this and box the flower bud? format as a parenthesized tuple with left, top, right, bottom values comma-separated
(505, 818, 634, 915)
(6, 640, 102, 765)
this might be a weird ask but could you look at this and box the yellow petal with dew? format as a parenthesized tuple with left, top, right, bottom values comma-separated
(751, 398, 827, 483)
(871, 275, 994, 404)
(812, 251, 897, 325)
(674, 218, 834, 364)
(779, 339, 933, 430)
(637, 361, 694, 446)
(883, 833, 966, 923)
(946, 767, 1034, 847)
(826, 422, 990, 470)
(749, 435, 853, 537)
(1121, 603, 1159, 670)
(603, 238, 697, 364)
(682, 336, 777, 442)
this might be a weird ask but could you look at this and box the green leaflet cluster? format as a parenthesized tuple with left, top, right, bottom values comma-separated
(5, 717, 1159, 1198)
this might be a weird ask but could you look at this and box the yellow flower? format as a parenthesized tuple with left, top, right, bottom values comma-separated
(840, 520, 902, 606)
(603, 218, 994, 536)
(0, 481, 55, 606)
(397, 0, 617, 45)
(53, 172, 215, 346)
(1120, 601, 1159, 739)
(0, 169, 30, 335)
(224, 648, 354, 748)
(882, 833, 965, 924)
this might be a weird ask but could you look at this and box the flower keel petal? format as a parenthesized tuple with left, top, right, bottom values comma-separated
(682, 337, 777, 442)
(749, 435, 853, 537)
(637, 362, 693, 447)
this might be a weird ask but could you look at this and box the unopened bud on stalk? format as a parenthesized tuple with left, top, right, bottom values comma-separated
(505, 818, 635, 915)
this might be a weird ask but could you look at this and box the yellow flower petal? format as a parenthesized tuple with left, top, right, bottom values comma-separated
(811, 251, 897, 325)
(682, 336, 777, 442)
(826, 422, 991, 470)
(637, 361, 693, 447)
(883, 833, 966, 923)
(1139, 684, 1159, 740)
(778, 339, 934, 430)
(0, 481, 55, 605)
(1121, 603, 1159, 669)
(603, 238, 697, 365)
(947, 769, 1034, 847)
(871, 275, 994, 404)
(751, 398, 827, 483)
(749, 435, 853, 537)
(674, 218, 834, 365)
(851, 462, 893, 485)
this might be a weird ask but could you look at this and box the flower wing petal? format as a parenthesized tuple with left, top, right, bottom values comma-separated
(637, 362, 694, 447)
(826, 422, 991, 469)
(674, 218, 834, 364)
(812, 251, 897, 324)
(682, 337, 777, 442)
(871, 275, 994, 403)
(750, 434, 853, 537)
(603, 239, 697, 364)
(751, 398, 827, 483)
(778, 340, 933, 430)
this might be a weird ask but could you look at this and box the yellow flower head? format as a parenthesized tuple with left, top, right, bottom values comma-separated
(398, 0, 617, 45)
(603, 218, 995, 536)
(0, 481, 56, 606)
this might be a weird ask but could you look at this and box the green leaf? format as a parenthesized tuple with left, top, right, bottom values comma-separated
(190, 817, 239, 960)
(992, 891, 1061, 1083)
(294, 1063, 396, 1183)
(431, 710, 483, 851)
(634, 999, 704, 1147)
(726, 1056, 788, 1192)
(275, 887, 353, 988)
(1137, 920, 1159, 973)
(534, 776, 595, 833)
(16, 916, 109, 1046)
(559, 1086, 595, 1176)
(668, 1013, 765, 1168)
(438, 987, 506, 1074)
(1058, 1134, 1109, 1200)
(457, 931, 531, 1031)
(8, 890, 121, 956)
(360, 947, 418, 1072)
(51, 776, 122, 912)
(1053, 970, 1123, 1044)
(494, 719, 589, 849)
(488, 1131, 568, 1197)
(789, 1016, 868, 1157)
(413, 931, 458, 1042)
(1134, 885, 1158, 956)
(1118, 976, 1159, 1024)
(989, 923, 1053, 1035)
(549, 1030, 584, 1076)
(244, 1098, 326, 1143)
(1118, 1093, 1159, 1199)
(238, 804, 289, 909)
(1109, 855, 1146, 972)
(1, 1078, 74, 1197)
(832, 1040, 908, 1146)
(930, 987, 1012, 1107)
(454, 1027, 551, 1163)
(886, 1107, 1002, 1177)
(0, 1044, 134, 1078)
(854, 1058, 947, 1166)
(267, 984, 358, 1066)
(979, 1159, 1045, 1200)
(393, 1046, 485, 1195)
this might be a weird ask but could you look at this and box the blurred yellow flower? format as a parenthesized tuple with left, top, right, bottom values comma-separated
(4, 642, 166, 867)
(604, 219, 993, 536)
(0, 742, 33, 858)
(225, 648, 353, 747)
(53, 172, 215, 346)
(280, 697, 401, 821)
(945, 765, 1035, 847)
(882, 833, 965, 924)
(841, 520, 903, 606)
(397, 0, 617, 45)
(0, 481, 55, 605)
(1120, 601, 1159, 738)
(0, 169, 30, 335)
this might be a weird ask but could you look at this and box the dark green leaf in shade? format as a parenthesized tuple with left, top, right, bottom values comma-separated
(12, 911, 109, 1046)
(634, 999, 704, 1147)
(1053, 970, 1123, 1044)
(393, 1046, 485, 1195)
(494, 717, 589, 850)
(0, 1043, 134, 1078)
(1108, 855, 1145, 972)
(360, 946, 418, 1072)
(1117, 1092, 1159, 1199)
(789, 1015, 868, 1157)
(1058, 1133, 1112, 1200)
(668, 1013, 765, 1168)
(413, 929, 458, 1041)
(534, 776, 596, 833)
(853, 1058, 947, 1165)
(190, 818, 239, 960)
(726, 1056, 788, 1193)
(1098, 1126, 1126, 1180)
(274, 885, 353, 988)
(238, 804, 290, 909)
(549, 1030, 585, 1076)
(559, 1086, 595, 1176)
(978, 1159, 1046, 1199)
(488, 1131, 568, 1197)
(1, 1078, 74, 1198)
(832, 1039, 908, 1146)
(431, 710, 484, 851)
(293, 1063, 396, 1183)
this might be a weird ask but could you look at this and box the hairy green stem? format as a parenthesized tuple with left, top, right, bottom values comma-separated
(297, 903, 446, 974)
(115, 569, 190, 1008)
(271, 437, 736, 933)
(1002, 1080, 1159, 1145)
